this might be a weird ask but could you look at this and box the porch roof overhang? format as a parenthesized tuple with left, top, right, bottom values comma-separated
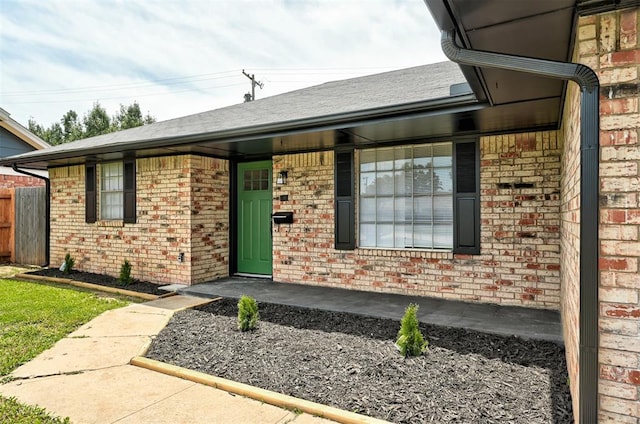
(1, 0, 615, 171)
(1, 0, 581, 172)
(0, 90, 484, 171)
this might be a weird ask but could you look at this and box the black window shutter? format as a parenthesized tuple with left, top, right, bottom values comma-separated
(335, 150, 355, 250)
(454, 141, 480, 254)
(85, 163, 96, 223)
(123, 158, 136, 224)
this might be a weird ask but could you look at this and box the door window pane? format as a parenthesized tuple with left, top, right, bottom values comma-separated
(243, 168, 270, 191)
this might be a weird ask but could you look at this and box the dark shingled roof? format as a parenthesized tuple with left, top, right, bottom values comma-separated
(2, 61, 469, 165)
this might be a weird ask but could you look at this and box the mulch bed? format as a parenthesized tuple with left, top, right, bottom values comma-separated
(146, 298, 573, 423)
(28, 269, 165, 296)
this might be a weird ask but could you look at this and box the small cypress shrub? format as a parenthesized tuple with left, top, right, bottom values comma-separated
(396, 303, 428, 357)
(119, 259, 132, 286)
(63, 253, 75, 274)
(237, 295, 259, 331)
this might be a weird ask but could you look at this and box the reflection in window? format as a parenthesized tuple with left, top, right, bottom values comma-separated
(359, 143, 453, 249)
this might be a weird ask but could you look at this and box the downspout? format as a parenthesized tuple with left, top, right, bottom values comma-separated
(441, 30, 599, 423)
(12, 165, 50, 267)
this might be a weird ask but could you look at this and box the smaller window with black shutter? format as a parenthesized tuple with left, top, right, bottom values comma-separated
(86, 160, 136, 223)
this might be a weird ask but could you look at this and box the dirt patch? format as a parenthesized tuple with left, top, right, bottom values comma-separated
(0, 265, 39, 278)
(28, 269, 165, 296)
(146, 298, 573, 423)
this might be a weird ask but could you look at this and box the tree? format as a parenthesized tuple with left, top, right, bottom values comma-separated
(61, 110, 83, 142)
(28, 118, 64, 145)
(28, 118, 45, 140)
(83, 102, 111, 138)
(27, 102, 156, 145)
(112, 102, 156, 131)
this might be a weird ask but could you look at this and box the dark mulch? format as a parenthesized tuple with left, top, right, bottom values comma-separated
(146, 298, 573, 424)
(28, 268, 165, 296)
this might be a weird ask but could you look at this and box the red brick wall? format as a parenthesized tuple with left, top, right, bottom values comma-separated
(190, 156, 229, 284)
(272, 131, 562, 309)
(50, 155, 229, 285)
(596, 8, 640, 423)
(565, 8, 640, 423)
(0, 174, 45, 188)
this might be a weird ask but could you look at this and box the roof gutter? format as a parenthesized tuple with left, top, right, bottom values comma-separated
(11, 165, 50, 267)
(0, 94, 479, 170)
(441, 30, 599, 423)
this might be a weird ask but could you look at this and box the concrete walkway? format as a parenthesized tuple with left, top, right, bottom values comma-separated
(182, 277, 563, 343)
(0, 296, 333, 424)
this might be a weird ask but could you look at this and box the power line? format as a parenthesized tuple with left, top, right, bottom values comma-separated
(1, 66, 396, 97)
(1, 71, 242, 97)
(241, 70, 263, 102)
(1, 82, 247, 105)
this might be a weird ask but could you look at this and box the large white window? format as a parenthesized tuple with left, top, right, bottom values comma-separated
(359, 142, 453, 249)
(100, 162, 123, 220)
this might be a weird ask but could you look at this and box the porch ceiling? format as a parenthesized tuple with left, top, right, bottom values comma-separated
(425, 0, 576, 124)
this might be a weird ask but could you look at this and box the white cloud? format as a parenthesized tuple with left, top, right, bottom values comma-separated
(0, 0, 446, 127)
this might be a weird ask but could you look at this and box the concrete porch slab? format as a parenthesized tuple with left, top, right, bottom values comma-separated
(182, 277, 563, 344)
(158, 283, 188, 292)
(143, 294, 216, 311)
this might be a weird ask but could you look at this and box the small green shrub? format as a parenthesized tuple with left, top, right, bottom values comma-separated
(118, 259, 132, 286)
(237, 295, 259, 331)
(62, 253, 74, 274)
(396, 303, 428, 357)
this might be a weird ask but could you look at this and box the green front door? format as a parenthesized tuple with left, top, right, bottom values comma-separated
(237, 161, 273, 275)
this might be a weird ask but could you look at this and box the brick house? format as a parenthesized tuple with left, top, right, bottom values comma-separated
(0, 108, 49, 188)
(1, 1, 638, 422)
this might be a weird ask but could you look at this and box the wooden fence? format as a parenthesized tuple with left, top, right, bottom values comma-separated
(0, 187, 46, 265)
(0, 189, 13, 262)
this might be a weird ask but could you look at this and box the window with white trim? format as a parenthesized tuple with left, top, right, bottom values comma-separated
(100, 162, 123, 220)
(359, 142, 453, 249)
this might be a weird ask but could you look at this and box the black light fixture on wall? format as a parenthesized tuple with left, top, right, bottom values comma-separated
(276, 170, 288, 185)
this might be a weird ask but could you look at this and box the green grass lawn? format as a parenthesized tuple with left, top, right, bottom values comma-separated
(0, 396, 70, 424)
(0, 278, 129, 423)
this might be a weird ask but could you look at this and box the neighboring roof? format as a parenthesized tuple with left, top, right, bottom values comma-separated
(0, 108, 50, 151)
(0, 166, 48, 178)
(1, 61, 475, 169)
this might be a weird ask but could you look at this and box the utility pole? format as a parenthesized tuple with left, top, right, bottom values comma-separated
(242, 69, 264, 102)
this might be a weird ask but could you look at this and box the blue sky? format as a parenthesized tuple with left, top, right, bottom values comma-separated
(0, 0, 446, 127)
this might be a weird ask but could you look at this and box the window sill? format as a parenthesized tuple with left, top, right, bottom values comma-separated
(358, 246, 452, 253)
(97, 220, 124, 228)
(356, 246, 454, 258)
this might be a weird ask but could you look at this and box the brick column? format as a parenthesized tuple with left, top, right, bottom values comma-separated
(573, 7, 640, 423)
